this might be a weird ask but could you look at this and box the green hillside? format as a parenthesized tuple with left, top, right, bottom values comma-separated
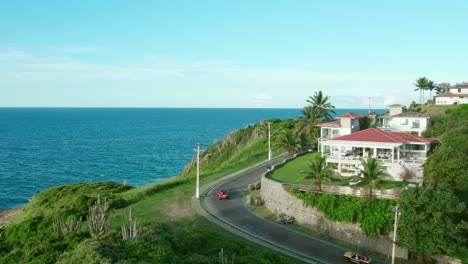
(0, 118, 302, 264)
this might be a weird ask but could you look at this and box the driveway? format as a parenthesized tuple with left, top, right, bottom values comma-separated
(193, 159, 389, 264)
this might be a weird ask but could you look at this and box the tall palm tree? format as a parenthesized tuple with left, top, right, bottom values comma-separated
(414, 77, 429, 105)
(296, 106, 320, 146)
(427, 80, 437, 103)
(357, 157, 389, 196)
(306, 91, 336, 120)
(303, 154, 334, 192)
(276, 129, 301, 156)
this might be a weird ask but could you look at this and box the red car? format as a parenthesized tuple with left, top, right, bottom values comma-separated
(216, 190, 230, 200)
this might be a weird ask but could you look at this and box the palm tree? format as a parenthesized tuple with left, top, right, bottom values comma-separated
(302, 154, 334, 192)
(427, 80, 437, 103)
(306, 91, 336, 120)
(276, 129, 301, 156)
(414, 77, 429, 105)
(296, 106, 320, 147)
(357, 157, 389, 196)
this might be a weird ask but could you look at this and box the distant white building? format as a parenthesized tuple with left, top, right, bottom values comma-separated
(379, 104, 429, 136)
(434, 82, 468, 105)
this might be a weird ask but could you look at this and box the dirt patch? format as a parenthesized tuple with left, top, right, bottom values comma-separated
(162, 193, 195, 221)
(0, 207, 22, 227)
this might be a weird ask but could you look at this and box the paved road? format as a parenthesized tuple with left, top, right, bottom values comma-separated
(196, 159, 390, 264)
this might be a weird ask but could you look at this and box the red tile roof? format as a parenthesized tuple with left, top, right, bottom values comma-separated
(368, 112, 379, 116)
(317, 120, 341, 127)
(336, 112, 362, 118)
(330, 128, 435, 143)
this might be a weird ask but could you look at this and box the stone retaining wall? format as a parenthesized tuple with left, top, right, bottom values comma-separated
(261, 175, 408, 259)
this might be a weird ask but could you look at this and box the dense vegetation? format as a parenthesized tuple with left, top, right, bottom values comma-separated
(398, 104, 468, 261)
(291, 190, 396, 237)
(0, 119, 301, 264)
(398, 186, 466, 261)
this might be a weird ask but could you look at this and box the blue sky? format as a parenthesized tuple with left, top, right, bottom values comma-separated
(1, 1, 467, 108)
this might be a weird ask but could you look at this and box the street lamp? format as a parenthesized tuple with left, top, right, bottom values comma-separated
(392, 205, 400, 264)
(195, 143, 201, 199)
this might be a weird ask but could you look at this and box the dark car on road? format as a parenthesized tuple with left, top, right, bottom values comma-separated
(343, 251, 372, 263)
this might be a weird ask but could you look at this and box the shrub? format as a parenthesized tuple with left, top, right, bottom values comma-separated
(291, 189, 395, 236)
(253, 181, 261, 190)
(248, 181, 261, 190)
(253, 198, 264, 206)
(276, 213, 295, 224)
(245, 195, 252, 205)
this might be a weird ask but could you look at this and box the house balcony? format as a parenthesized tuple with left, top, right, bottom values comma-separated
(325, 153, 426, 165)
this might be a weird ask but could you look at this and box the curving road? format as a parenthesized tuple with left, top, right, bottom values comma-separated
(195, 159, 389, 264)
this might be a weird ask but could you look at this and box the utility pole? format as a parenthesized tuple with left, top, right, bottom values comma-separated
(196, 143, 200, 199)
(392, 205, 400, 264)
(267, 122, 272, 161)
(368, 97, 371, 114)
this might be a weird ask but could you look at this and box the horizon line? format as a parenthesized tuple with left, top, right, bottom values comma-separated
(0, 106, 389, 110)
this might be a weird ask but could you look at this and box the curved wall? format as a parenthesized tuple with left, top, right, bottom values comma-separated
(261, 174, 408, 259)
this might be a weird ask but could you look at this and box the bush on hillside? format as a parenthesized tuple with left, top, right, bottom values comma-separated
(291, 190, 396, 237)
(276, 213, 295, 224)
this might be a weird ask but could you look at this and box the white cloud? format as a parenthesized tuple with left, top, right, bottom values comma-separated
(0, 49, 419, 108)
(251, 94, 273, 108)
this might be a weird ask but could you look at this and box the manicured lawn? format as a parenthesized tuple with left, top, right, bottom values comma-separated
(268, 152, 408, 190)
(268, 152, 317, 184)
(268, 152, 352, 186)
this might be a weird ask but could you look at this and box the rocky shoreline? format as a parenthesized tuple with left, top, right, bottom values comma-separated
(0, 208, 22, 227)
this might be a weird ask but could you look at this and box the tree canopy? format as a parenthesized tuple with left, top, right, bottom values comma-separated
(356, 157, 389, 196)
(423, 105, 468, 193)
(276, 129, 301, 155)
(414, 77, 430, 105)
(306, 90, 336, 120)
(296, 106, 320, 146)
(303, 153, 334, 192)
(398, 187, 466, 258)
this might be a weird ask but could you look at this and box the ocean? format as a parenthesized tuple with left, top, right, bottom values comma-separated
(0, 108, 385, 209)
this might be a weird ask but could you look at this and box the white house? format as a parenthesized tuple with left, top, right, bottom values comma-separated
(319, 128, 438, 181)
(317, 112, 362, 140)
(379, 104, 429, 136)
(434, 82, 468, 105)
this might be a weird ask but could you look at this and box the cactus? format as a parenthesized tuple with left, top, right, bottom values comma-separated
(121, 208, 141, 242)
(88, 196, 109, 237)
(54, 216, 82, 235)
(219, 248, 235, 264)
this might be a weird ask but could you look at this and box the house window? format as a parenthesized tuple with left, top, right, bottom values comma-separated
(400, 119, 408, 125)
(412, 120, 420, 128)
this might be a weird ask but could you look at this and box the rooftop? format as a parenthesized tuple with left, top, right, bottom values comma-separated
(330, 128, 435, 144)
(435, 92, 468, 97)
(381, 112, 429, 118)
(336, 112, 363, 118)
(317, 120, 341, 128)
(454, 82, 468, 88)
